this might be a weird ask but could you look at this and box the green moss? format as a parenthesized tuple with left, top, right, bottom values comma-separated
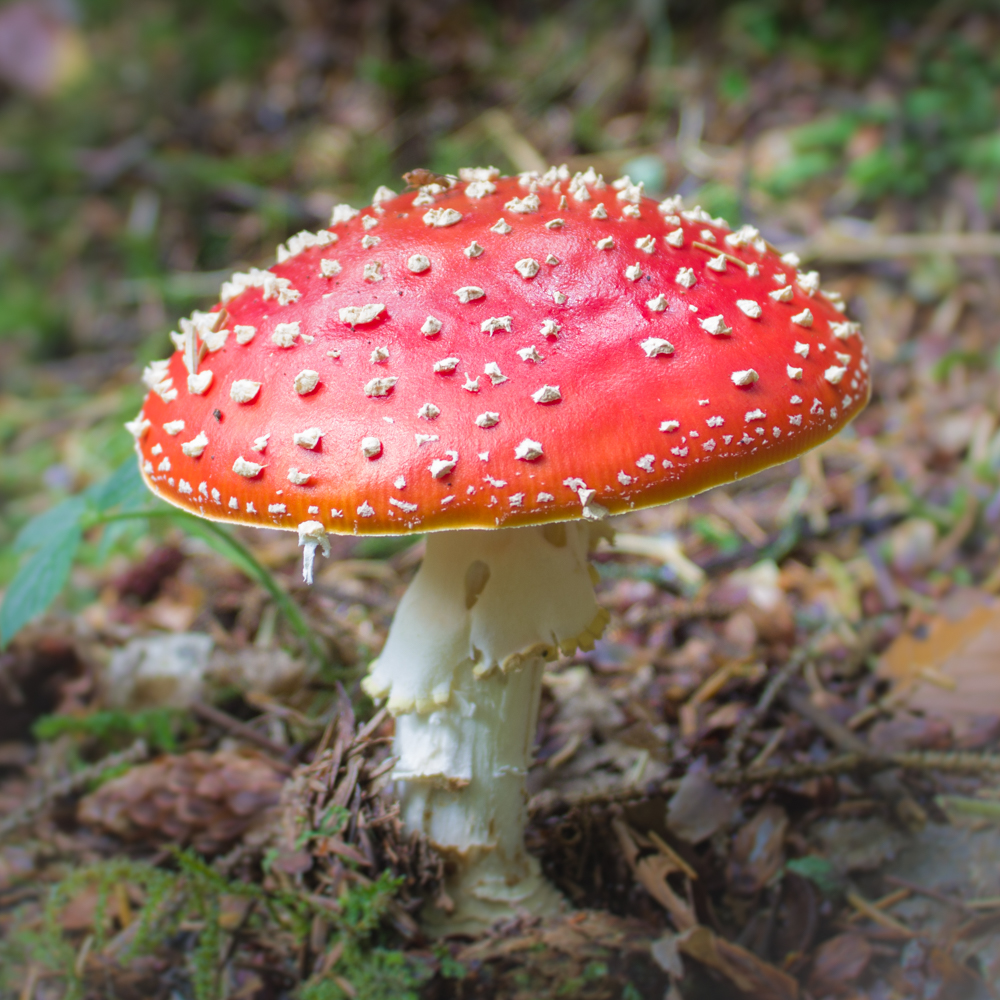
(33, 708, 189, 754)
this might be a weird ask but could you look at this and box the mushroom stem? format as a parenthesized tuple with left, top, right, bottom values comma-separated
(363, 523, 607, 933)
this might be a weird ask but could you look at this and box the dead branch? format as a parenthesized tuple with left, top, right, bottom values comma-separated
(528, 749, 1000, 816)
(0, 739, 148, 840)
(722, 649, 808, 770)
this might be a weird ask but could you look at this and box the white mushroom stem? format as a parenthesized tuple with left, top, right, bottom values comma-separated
(362, 523, 609, 934)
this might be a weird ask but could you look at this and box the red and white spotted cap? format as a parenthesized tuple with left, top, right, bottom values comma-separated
(128, 166, 870, 547)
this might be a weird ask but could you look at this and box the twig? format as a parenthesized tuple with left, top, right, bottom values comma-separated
(797, 230, 1000, 262)
(846, 887, 910, 923)
(691, 242, 750, 269)
(784, 689, 868, 754)
(907, 750, 1000, 773)
(528, 749, 1000, 815)
(723, 651, 808, 770)
(882, 875, 969, 912)
(0, 739, 148, 840)
(966, 897, 1000, 911)
(647, 830, 698, 881)
(748, 726, 786, 770)
(190, 701, 294, 770)
(0, 885, 41, 910)
(783, 689, 927, 829)
(846, 891, 916, 938)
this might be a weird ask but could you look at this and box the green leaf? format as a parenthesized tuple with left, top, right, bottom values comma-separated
(784, 855, 842, 896)
(1, 524, 83, 648)
(13, 496, 87, 554)
(434, 945, 467, 981)
(87, 457, 150, 512)
(94, 517, 142, 563)
(13, 461, 150, 561)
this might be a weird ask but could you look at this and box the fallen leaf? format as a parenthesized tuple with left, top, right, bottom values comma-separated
(666, 757, 735, 844)
(677, 925, 799, 1000)
(104, 632, 213, 711)
(722, 611, 758, 655)
(456, 909, 654, 964)
(867, 712, 952, 753)
(612, 818, 696, 930)
(219, 895, 253, 931)
(60, 884, 100, 931)
(878, 591, 1000, 723)
(208, 647, 307, 697)
(807, 933, 872, 995)
(811, 817, 904, 875)
(544, 665, 625, 739)
(728, 804, 788, 895)
(953, 713, 1000, 749)
(650, 931, 684, 977)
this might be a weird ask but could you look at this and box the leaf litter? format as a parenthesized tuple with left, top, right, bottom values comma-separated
(4, 2, 1000, 998)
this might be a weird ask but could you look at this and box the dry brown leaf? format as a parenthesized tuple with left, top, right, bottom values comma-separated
(727, 804, 788, 895)
(665, 757, 735, 844)
(612, 818, 696, 930)
(59, 884, 100, 932)
(807, 933, 872, 996)
(677, 925, 799, 1000)
(867, 712, 952, 753)
(878, 591, 1000, 722)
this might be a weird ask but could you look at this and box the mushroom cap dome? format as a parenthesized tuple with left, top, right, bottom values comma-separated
(130, 168, 871, 535)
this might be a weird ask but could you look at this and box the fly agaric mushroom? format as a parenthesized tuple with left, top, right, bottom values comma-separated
(128, 164, 870, 933)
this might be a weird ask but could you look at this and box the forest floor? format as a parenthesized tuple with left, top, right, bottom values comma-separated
(3, 2, 1000, 998)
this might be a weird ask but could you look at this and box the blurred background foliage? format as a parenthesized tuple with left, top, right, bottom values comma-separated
(3, 0, 1000, 588)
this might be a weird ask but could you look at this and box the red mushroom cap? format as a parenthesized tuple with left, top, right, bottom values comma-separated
(129, 167, 871, 535)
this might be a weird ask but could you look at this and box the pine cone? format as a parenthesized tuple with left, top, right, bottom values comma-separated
(78, 750, 284, 854)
